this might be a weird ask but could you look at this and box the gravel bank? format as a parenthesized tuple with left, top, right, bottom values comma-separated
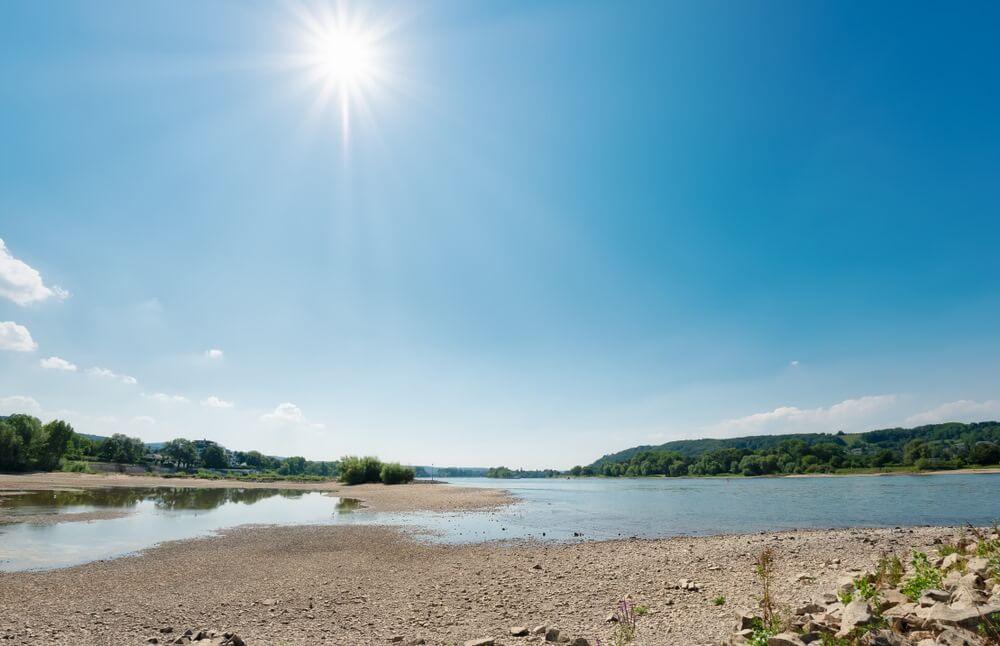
(0, 472, 514, 513)
(0, 521, 957, 645)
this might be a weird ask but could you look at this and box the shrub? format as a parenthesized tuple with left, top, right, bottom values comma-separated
(901, 552, 942, 601)
(380, 462, 415, 485)
(62, 461, 93, 473)
(338, 456, 383, 485)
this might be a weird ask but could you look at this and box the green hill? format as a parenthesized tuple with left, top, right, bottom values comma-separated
(580, 421, 1000, 477)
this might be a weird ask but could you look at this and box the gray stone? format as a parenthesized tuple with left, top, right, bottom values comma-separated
(958, 572, 984, 590)
(569, 639, 591, 646)
(967, 556, 990, 577)
(936, 627, 979, 646)
(942, 553, 962, 570)
(510, 626, 529, 637)
(545, 628, 560, 642)
(836, 599, 872, 637)
(464, 640, 494, 646)
(766, 633, 806, 646)
(924, 602, 1000, 630)
(531, 625, 547, 635)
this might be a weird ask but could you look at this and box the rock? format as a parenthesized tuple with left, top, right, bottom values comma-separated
(879, 588, 908, 610)
(531, 625, 547, 635)
(510, 626, 529, 636)
(766, 633, 806, 646)
(836, 576, 855, 595)
(919, 588, 950, 605)
(958, 572, 984, 590)
(569, 639, 591, 646)
(261, 598, 278, 606)
(793, 602, 824, 615)
(735, 613, 757, 630)
(936, 627, 979, 646)
(406, 641, 426, 646)
(225, 636, 245, 646)
(966, 556, 990, 577)
(147, 640, 159, 645)
(794, 573, 815, 582)
(160, 628, 174, 635)
(942, 553, 962, 570)
(545, 628, 560, 642)
(924, 602, 1000, 630)
(820, 592, 838, 605)
(950, 585, 987, 608)
(944, 569, 963, 589)
(836, 599, 871, 637)
(390, 637, 403, 643)
(604, 613, 618, 623)
(464, 640, 494, 646)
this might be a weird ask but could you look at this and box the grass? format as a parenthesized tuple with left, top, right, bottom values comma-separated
(712, 596, 726, 606)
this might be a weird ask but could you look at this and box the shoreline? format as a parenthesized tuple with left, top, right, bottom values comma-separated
(0, 520, 964, 645)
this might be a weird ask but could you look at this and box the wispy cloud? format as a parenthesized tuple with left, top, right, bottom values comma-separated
(87, 366, 138, 385)
(0, 395, 42, 412)
(142, 392, 188, 404)
(131, 415, 156, 424)
(0, 321, 38, 352)
(201, 395, 234, 408)
(0, 239, 69, 306)
(707, 394, 899, 436)
(40, 356, 77, 371)
(905, 399, 1000, 426)
(261, 402, 324, 428)
(204, 348, 224, 359)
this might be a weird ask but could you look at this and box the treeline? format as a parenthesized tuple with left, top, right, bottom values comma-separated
(0, 415, 75, 471)
(578, 422, 1000, 477)
(486, 466, 562, 479)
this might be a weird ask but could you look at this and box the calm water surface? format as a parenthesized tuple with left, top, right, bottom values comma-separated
(2, 474, 999, 571)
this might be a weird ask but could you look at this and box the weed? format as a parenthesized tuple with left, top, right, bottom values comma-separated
(837, 590, 853, 605)
(633, 605, 649, 616)
(900, 551, 943, 601)
(978, 611, 1000, 646)
(747, 617, 780, 646)
(712, 596, 726, 606)
(755, 547, 777, 626)
(818, 635, 852, 646)
(875, 552, 904, 589)
(609, 598, 638, 646)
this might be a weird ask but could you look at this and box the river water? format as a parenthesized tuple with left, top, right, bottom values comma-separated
(1, 474, 998, 571)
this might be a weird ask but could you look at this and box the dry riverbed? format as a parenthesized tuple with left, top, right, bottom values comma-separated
(0, 473, 960, 645)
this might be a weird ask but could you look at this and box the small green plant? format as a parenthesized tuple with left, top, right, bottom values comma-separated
(901, 551, 943, 601)
(712, 596, 726, 606)
(819, 635, 852, 646)
(937, 543, 960, 557)
(747, 617, 780, 646)
(875, 553, 904, 589)
(633, 604, 649, 616)
(837, 590, 853, 605)
(978, 611, 1000, 645)
(755, 547, 776, 626)
(609, 599, 638, 646)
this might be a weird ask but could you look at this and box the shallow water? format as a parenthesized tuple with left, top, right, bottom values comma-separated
(2, 473, 999, 571)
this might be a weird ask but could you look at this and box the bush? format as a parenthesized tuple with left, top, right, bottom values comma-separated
(338, 456, 383, 485)
(380, 462, 415, 485)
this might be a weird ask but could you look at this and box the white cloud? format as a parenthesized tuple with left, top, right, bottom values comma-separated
(0, 395, 42, 412)
(131, 415, 156, 424)
(204, 348, 224, 359)
(0, 321, 38, 352)
(87, 367, 138, 385)
(789, 360, 800, 367)
(143, 392, 188, 404)
(0, 239, 69, 306)
(202, 396, 234, 409)
(40, 356, 77, 371)
(708, 394, 899, 436)
(261, 402, 324, 428)
(905, 399, 1000, 426)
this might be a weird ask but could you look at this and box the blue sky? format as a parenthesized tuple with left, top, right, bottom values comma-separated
(1, 1, 999, 468)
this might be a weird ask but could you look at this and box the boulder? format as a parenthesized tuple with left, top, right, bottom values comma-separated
(836, 599, 872, 637)
(950, 585, 987, 608)
(936, 627, 980, 646)
(943, 569, 963, 589)
(544, 628, 560, 642)
(958, 572, 984, 590)
(924, 602, 1000, 631)
(966, 556, 990, 578)
(766, 633, 806, 646)
(942, 553, 962, 570)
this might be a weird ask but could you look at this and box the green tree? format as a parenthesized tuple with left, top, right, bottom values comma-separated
(34, 420, 74, 470)
(0, 419, 28, 471)
(99, 433, 145, 464)
(162, 438, 198, 469)
(380, 462, 415, 484)
(200, 443, 228, 469)
(279, 456, 307, 475)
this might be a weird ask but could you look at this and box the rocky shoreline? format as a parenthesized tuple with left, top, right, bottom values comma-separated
(0, 521, 969, 645)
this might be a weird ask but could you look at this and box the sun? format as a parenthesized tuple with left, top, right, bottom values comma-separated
(286, 2, 395, 143)
(313, 27, 375, 88)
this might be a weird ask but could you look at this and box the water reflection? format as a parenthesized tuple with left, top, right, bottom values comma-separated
(0, 487, 310, 516)
(335, 497, 364, 512)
